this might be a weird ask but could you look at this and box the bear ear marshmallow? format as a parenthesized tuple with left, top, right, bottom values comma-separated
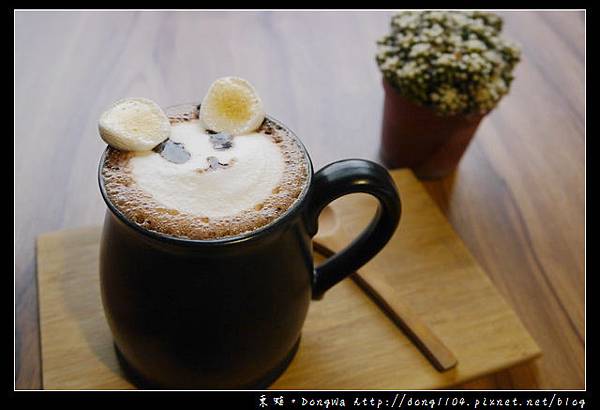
(98, 77, 264, 151)
(199, 77, 265, 136)
(98, 98, 171, 152)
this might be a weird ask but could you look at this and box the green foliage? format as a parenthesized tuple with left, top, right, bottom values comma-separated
(376, 11, 521, 116)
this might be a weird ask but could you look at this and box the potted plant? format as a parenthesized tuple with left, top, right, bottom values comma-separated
(376, 11, 521, 179)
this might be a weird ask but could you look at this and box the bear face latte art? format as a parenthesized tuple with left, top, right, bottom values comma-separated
(99, 77, 309, 240)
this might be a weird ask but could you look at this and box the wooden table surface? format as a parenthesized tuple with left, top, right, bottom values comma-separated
(14, 10, 585, 389)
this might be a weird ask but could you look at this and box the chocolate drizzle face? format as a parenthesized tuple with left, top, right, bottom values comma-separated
(102, 112, 309, 240)
(209, 133, 234, 150)
(153, 139, 191, 164)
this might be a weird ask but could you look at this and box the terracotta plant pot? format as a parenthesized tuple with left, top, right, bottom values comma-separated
(379, 79, 486, 180)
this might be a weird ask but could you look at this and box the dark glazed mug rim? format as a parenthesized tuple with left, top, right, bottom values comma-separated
(97, 113, 314, 247)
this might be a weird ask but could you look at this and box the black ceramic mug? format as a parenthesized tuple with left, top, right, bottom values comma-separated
(98, 114, 401, 389)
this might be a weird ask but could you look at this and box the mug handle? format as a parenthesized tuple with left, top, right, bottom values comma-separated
(305, 159, 401, 300)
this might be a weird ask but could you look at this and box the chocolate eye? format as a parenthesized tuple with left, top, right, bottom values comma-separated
(209, 132, 233, 150)
(153, 139, 191, 164)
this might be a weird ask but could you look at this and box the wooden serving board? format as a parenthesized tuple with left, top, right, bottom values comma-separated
(37, 169, 540, 390)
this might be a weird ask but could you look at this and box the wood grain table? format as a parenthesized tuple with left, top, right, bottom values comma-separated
(14, 10, 585, 389)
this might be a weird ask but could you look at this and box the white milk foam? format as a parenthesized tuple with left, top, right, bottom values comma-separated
(102, 110, 309, 240)
(130, 121, 285, 218)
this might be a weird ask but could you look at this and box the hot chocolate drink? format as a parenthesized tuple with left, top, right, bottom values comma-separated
(101, 104, 309, 240)
(98, 77, 401, 389)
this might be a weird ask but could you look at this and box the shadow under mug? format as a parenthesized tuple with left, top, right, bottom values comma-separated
(98, 114, 401, 389)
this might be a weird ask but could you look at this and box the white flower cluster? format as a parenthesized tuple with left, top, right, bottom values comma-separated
(376, 11, 521, 116)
